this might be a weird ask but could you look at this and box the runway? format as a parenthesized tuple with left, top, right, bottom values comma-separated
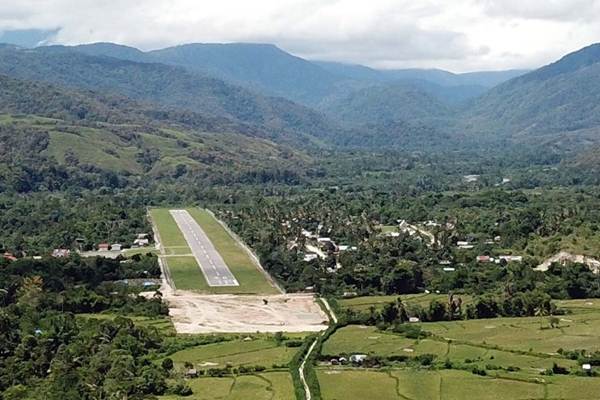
(169, 209, 239, 287)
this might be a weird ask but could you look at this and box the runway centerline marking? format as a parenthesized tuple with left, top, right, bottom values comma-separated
(169, 209, 239, 287)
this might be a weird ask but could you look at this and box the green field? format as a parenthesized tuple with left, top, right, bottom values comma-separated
(76, 313, 176, 336)
(322, 325, 447, 358)
(340, 293, 473, 313)
(319, 299, 600, 398)
(167, 337, 301, 370)
(150, 207, 278, 294)
(160, 372, 295, 400)
(317, 369, 600, 400)
(424, 308, 600, 354)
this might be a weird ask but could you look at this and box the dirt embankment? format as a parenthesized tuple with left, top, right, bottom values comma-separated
(536, 251, 600, 273)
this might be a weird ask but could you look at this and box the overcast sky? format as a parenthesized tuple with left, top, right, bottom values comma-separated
(1, 0, 600, 72)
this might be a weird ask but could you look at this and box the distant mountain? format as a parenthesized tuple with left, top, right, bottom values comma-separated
(72, 42, 526, 107)
(320, 82, 452, 127)
(0, 45, 339, 147)
(74, 42, 344, 105)
(464, 43, 600, 145)
(315, 61, 528, 88)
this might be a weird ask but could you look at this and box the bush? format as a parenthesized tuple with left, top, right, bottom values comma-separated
(416, 353, 436, 366)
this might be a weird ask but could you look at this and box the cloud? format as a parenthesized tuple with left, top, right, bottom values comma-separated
(479, 0, 600, 22)
(0, 0, 599, 71)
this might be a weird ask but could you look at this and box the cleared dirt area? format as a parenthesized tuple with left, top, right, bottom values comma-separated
(164, 291, 329, 333)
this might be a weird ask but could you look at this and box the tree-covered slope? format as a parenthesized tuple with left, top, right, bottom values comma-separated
(0, 46, 339, 147)
(73, 42, 344, 106)
(464, 43, 600, 141)
(320, 82, 453, 126)
(0, 75, 313, 192)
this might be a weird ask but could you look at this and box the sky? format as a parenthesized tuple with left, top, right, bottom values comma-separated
(1, 0, 600, 72)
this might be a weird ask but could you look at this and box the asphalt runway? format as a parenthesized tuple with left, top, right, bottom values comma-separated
(169, 209, 239, 287)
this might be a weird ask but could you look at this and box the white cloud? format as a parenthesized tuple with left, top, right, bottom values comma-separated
(0, 0, 599, 71)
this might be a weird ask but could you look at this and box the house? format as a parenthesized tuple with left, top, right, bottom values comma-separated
(342, 291, 358, 298)
(477, 255, 492, 263)
(409, 317, 420, 323)
(330, 358, 340, 365)
(185, 369, 198, 378)
(98, 243, 110, 251)
(111, 244, 122, 251)
(338, 357, 348, 364)
(52, 249, 71, 258)
(582, 364, 592, 372)
(386, 232, 401, 237)
(133, 238, 150, 247)
(3, 252, 17, 261)
(443, 267, 456, 272)
(498, 255, 523, 263)
(463, 174, 480, 183)
(137, 233, 149, 239)
(350, 354, 367, 364)
(301, 229, 316, 238)
(303, 253, 318, 262)
(338, 245, 357, 251)
(439, 260, 452, 265)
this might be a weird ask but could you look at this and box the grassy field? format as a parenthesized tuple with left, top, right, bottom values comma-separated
(424, 308, 600, 354)
(317, 368, 600, 400)
(160, 372, 295, 400)
(322, 325, 447, 358)
(340, 293, 473, 313)
(319, 299, 600, 398)
(166, 256, 208, 291)
(167, 337, 300, 370)
(75, 313, 176, 336)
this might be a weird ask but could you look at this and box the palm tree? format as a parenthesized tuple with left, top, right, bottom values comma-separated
(534, 306, 548, 330)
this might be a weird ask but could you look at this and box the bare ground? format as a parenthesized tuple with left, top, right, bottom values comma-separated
(164, 291, 329, 334)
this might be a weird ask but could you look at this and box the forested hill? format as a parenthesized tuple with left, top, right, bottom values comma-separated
(0, 75, 315, 193)
(74, 42, 343, 106)
(320, 82, 453, 126)
(463, 43, 600, 146)
(0, 45, 340, 147)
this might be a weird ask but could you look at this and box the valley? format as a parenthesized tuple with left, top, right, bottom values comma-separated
(2, 15, 600, 400)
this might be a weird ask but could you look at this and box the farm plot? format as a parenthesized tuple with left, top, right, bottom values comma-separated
(322, 325, 446, 358)
(160, 372, 295, 400)
(424, 311, 600, 354)
(167, 337, 302, 370)
(340, 293, 473, 313)
(322, 325, 576, 374)
(318, 369, 600, 400)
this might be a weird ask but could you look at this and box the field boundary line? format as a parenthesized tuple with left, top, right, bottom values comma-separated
(205, 208, 285, 294)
